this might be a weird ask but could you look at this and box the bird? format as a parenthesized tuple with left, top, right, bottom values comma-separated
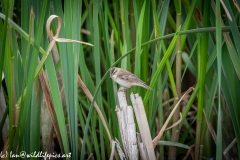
(110, 67, 152, 90)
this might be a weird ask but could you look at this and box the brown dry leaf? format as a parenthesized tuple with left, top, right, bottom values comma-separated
(182, 144, 195, 160)
(194, 7, 202, 26)
(39, 68, 64, 154)
(77, 75, 112, 144)
(203, 110, 217, 144)
(46, 15, 93, 55)
(152, 87, 194, 148)
(165, 113, 182, 130)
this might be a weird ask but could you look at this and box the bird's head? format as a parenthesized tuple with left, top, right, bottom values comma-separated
(110, 67, 117, 77)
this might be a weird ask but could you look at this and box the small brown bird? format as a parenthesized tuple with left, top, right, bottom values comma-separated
(110, 67, 152, 90)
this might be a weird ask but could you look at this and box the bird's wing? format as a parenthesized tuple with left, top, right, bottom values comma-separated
(118, 70, 144, 83)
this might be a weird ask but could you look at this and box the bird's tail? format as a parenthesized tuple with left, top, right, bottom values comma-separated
(136, 83, 152, 90)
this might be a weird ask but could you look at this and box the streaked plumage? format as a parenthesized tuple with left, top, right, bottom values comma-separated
(110, 67, 152, 90)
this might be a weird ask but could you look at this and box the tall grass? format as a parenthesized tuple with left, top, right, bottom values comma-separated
(0, 0, 239, 159)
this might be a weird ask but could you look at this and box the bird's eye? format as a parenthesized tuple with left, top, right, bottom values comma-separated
(110, 68, 115, 75)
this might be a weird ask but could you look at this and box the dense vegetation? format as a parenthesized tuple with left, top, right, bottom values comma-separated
(0, 0, 239, 159)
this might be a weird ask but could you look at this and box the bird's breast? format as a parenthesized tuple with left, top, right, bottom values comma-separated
(111, 76, 132, 88)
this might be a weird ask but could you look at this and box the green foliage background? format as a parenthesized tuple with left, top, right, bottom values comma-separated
(0, 0, 239, 159)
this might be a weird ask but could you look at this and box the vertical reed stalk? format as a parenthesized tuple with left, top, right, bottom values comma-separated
(169, 0, 181, 159)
